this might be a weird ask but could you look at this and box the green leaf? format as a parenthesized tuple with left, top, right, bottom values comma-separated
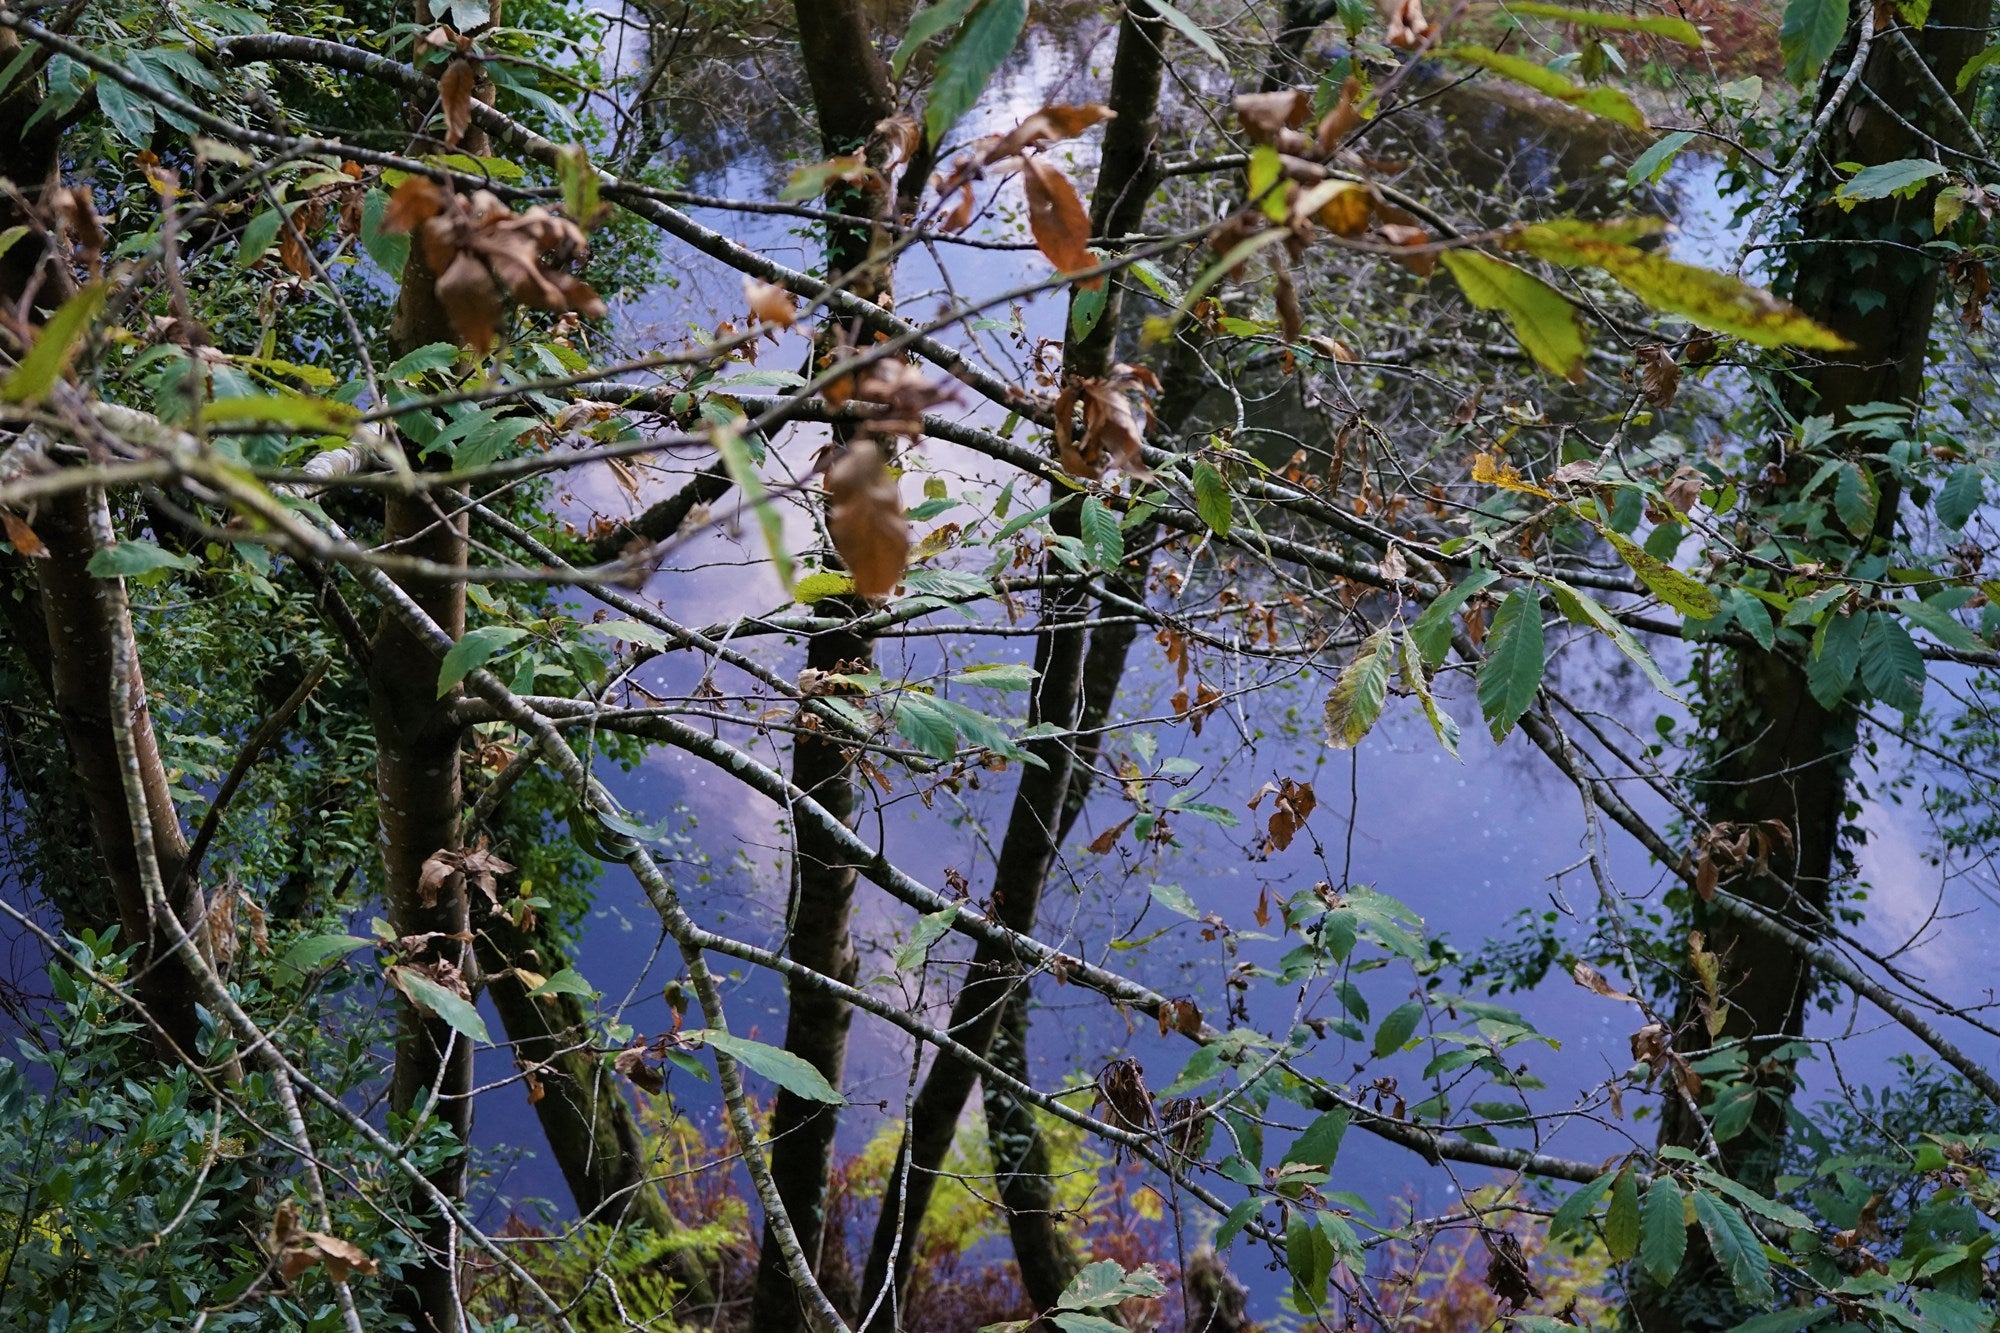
(1056, 1259, 1166, 1310)
(1150, 882, 1199, 919)
(1641, 1176, 1688, 1286)
(1898, 597, 1982, 652)
(1549, 1170, 1618, 1239)
(2, 282, 108, 404)
(278, 933, 372, 983)
(237, 208, 283, 268)
(200, 394, 357, 432)
(1411, 568, 1500, 666)
(693, 1029, 844, 1103)
(1504, 2, 1704, 45)
(555, 143, 601, 228)
(525, 967, 596, 999)
(1148, 0, 1228, 65)
(1049, 1315, 1122, 1333)
(1936, 465, 1984, 530)
(954, 662, 1039, 691)
(1191, 462, 1233, 535)
(1443, 46, 1647, 129)
(794, 571, 857, 604)
(1516, 220, 1848, 350)
(1628, 130, 1696, 185)
(894, 907, 959, 971)
(1780, 0, 1851, 84)
(394, 966, 491, 1044)
(1476, 586, 1546, 741)
(1726, 1312, 1833, 1333)
(894, 694, 961, 759)
(1957, 40, 2000, 91)
(87, 539, 197, 579)
(95, 70, 157, 146)
(892, 0, 982, 79)
(1080, 496, 1124, 567)
(1834, 157, 1950, 209)
(1281, 1109, 1350, 1169)
(1286, 1211, 1335, 1306)
(1545, 578, 1683, 702)
(1069, 280, 1109, 341)
(717, 427, 794, 593)
(1323, 628, 1395, 749)
(386, 342, 461, 381)
(1600, 526, 1720, 619)
(923, 0, 1028, 145)
(1399, 630, 1460, 758)
(1438, 250, 1588, 382)
(1215, 1198, 1260, 1249)
(1832, 461, 1878, 536)
(1858, 611, 1925, 713)
(1605, 1165, 1641, 1262)
(360, 188, 410, 273)
(437, 625, 530, 697)
(1692, 1190, 1773, 1306)
(1372, 1000, 1423, 1058)
(1806, 609, 1864, 707)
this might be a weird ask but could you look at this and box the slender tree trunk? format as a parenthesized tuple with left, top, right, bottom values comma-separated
(749, 8, 895, 1332)
(861, 10, 1172, 1325)
(1640, 6, 1991, 1326)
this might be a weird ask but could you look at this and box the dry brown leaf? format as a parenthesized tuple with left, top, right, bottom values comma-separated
(1376, 222, 1436, 276)
(743, 277, 796, 328)
(1387, 0, 1441, 48)
(871, 112, 921, 170)
(438, 56, 477, 148)
(1233, 90, 1310, 145)
(1087, 816, 1133, 854)
(2, 510, 47, 558)
(615, 1041, 663, 1094)
(1054, 363, 1158, 478)
(1483, 1230, 1540, 1310)
(825, 441, 910, 600)
(1272, 253, 1304, 344)
(1315, 77, 1364, 155)
(1019, 155, 1097, 285)
(1310, 180, 1376, 237)
(985, 103, 1115, 163)
(1635, 342, 1681, 407)
(1661, 463, 1705, 516)
(1571, 960, 1637, 1003)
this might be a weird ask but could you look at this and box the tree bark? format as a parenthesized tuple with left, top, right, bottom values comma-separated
(1639, 6, 1992, 1327)
(748, 8, 896, 1333)
(861, 10, 1172, 1325)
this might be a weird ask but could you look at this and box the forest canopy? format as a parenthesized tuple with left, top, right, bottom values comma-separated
(4, 1, 2000, 1331)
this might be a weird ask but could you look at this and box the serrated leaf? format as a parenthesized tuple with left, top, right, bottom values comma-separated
(1444, 45, 1647, 129)
(1605, 1165, 1641, 1261)
(922, 0, 1028, 145)
(1191, 461, 1233, 535)
(2, 282, 107, 404)
(1517, 220, 1848, 350)
(1080, 495, 1124, 566)
(1280, 1109, 1350, 1169)
(1726, 1311, 1833, 1333)
(1641, 1176, 1687, 1286)
(894, 694, 961, 759)
(1858, 611, 1925, 713)
(1504, 2, 1703, 44)
(1600, 526, 1721, 619)
(894, 907, 959, 971)
(891, 0, 983, 78)
(1050, 1314, 1122, 1333)
(793, 571, 857, 604)
(1835, 157, 1950, 209)
(87, 540, 197, 579)
(278, 933, 372, 983)
(1780, 0, 1851, 85)
(1545, 578, 1684, 702)
(1439, 250, 1588, 382)
(1628, 130, 1696, 185)
(954, 662, 1039, 691)
(394, 966, 490, 1044)
(525, 967, 595, 999)
(1372, 1000, 1423, 1058)
(1692, 1190, 1773, 1306)
(201, 394, 358, 432)
(1149, 0, 1227, 65)
(1833, 461, 1878, 536)
(1150, 882, 1199, 919)
(1806, 609, 1864, 707)
(1056, 1259, 1166, 1310)
(1411, 568, 1501, 665)
(717, 427, 793, 593)
(238, 208, 283, 268)
(437, 625, 528, 697)
(1899, 597, 1982, 652)
(1549, 1170, 1618, 1239)
(1215, 1197, 1260, 1249)
(693, 1028, 844, 1103)
(1323, 629, 1394, 749)
(1935, 465, 1984, 530)
(1399, 630, 1460, 758)
(1476, 586, 1546, 741)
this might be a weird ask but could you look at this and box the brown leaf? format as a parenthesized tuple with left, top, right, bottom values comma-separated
(299, 1231, 379, 1282)
(1271, 252, 1303, 344)
(1660, 463, 1704, 516)
(871, 112, 921, 170)
(1054, 363, 1158, 478)
(1483, 1230, 1540, 1310)
(1571, 960, 1637, 1003)
(744, 277, 796, 328)
(1233, 90, 1310, 145)
(1630, 1022, 1670, 1071)
(825, 441, 910, 599)
(2, 510, 47, 558)
(615, 1042, 663, 1094)
(55, 187, 105, 278)
(1156, 998, 1202, 1037)
(1087, 816, 1134, 854)
(439, 56, 477, 148)
(435, 251, 504, 351)
(1092, 1057, 1158, 1158)
(381, 177, 446, 235)
(1376, 222, 1435, 276)
(1019, 155, 1097, 284)
(1387, 0, 1441, 49)
(523, 1067, 545, 1105)
(1635, 342, 1681, 408)
(1315, 77, 1364, 155)
(1311, 180, 1376, 238)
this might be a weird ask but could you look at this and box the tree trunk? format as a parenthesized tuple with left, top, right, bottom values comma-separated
(748, 8, 896, 1333)
(1640, 6, 1991, 1327)
(861, 10, 1172, 1325)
